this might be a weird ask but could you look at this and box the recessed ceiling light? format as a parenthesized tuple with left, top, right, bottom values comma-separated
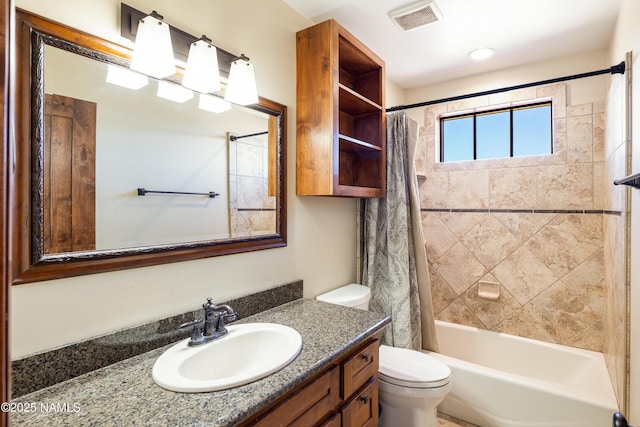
(468, 47, 495, 60)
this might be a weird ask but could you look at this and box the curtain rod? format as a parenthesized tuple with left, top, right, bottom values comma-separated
(229, 131, 268, 141)
(386, 61, 626, 113)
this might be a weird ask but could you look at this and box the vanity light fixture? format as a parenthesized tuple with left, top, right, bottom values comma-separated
(121, 4, 260, 100)
(106, 64, 149, 90)
(468, 47, 495, 61)
(157, 80, 193, 103)
(224, 54, 258, 106)
(198, 93, 231, 113)
(182, 35, 221, 94)
(129, 11, 176, 79)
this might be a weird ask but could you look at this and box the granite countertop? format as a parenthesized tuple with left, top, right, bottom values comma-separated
(11, 299, 390, 427)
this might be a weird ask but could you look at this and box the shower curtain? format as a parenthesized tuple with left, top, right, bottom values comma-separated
(362, 111, 438, 351)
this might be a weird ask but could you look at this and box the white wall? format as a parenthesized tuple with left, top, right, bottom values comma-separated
(609, 0, 640, 420)
(10, 0, 362, 358)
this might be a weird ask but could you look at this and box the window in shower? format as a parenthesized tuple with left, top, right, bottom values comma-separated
(440, 101, 552, 162)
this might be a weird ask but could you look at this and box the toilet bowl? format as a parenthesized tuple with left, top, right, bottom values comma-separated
(316, 284, 452, 427)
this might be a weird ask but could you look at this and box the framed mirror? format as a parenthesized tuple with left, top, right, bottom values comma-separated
(11, 9, 287, 284)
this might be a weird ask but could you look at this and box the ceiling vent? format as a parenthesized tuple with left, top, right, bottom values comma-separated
(389, 0, 442, 31)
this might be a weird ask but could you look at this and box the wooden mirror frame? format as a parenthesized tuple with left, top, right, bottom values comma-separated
(11, 9, 287, 284)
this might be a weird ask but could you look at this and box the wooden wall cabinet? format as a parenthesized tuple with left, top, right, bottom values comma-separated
(296, 20, 386, 197)
(243, 339, 380, 427)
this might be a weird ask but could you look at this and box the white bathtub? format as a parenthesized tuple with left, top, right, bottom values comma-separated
(426, 320, 618, 427)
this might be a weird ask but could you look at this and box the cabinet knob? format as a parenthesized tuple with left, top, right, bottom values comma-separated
(362, 353, 372, 362)
(360, 395, 369, 404)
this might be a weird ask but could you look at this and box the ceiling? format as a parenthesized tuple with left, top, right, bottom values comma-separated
(283, 0, 623, 89)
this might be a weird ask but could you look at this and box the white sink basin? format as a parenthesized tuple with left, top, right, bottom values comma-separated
(152, 322, 302, 392)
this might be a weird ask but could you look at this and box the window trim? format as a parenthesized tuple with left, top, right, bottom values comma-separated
(439, 101, 553, 162)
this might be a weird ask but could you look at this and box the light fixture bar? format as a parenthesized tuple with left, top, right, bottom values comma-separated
(121, 3, 236, 79)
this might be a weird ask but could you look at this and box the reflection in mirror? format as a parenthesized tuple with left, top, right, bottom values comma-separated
(12, 9, 286, 284)
(44, 45, 276, 252)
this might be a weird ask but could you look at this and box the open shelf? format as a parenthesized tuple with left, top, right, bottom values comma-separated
(296, 19, 385, 197)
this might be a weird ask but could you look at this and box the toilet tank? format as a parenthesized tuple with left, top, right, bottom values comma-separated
(316, 284, 371, 310)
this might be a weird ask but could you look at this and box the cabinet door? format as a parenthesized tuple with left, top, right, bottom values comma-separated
(253, 366, 340, 427)
(319, 412, 341, 427)
(341, 379, 378, 427)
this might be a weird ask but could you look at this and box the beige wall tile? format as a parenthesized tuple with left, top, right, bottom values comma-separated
(536, 83, 566, 118)
(415, 126, 428, 176)
(460, 215, 521, 270)
(492, 212, 555, 243)
(422, 212, 458, 260)
(420, 172, 449, 208)
(593, 161, 606, 210)
(435, 298, 484, 328)
(429, 264, 458, 314)
(566, 321, 603, 352)
(489, 167, 538, 209)
(436, 212, 487, 238)
(492, 246, 557, 304)
(448, 169, 489, 208)
(536, 164, 594, 209)
(433, 242, 487, 295)
(495, 303, 557, 343)
(593, 112, 605, 161)
(567, 103, 593, 117)
(566, 115, 593, 164)
(525, 214, 603, 278)
(528, 279, 600, 343)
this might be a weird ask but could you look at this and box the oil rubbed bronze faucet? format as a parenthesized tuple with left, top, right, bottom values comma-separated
(179, 297, 237, 346)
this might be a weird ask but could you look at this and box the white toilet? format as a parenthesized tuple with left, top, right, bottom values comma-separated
(317, 284, 451, 427)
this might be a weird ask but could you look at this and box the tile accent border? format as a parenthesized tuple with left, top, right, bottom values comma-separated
(11, 280, 303, 397)
(422, 208, 622, 216)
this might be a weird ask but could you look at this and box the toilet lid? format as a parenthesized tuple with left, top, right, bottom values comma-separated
(378, 345, 451, 388)
(316, 284, 371, 307)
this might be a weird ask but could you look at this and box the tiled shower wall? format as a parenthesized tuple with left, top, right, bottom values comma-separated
(418, 83, 613, 353)
(602, 73, 628, 407)
(228, 134, 276, 237)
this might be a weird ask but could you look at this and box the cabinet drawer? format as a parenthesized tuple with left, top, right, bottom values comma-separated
(341, 379, 378, 427)
(254, 366, 340, 427)
(342, 339, 379, 398)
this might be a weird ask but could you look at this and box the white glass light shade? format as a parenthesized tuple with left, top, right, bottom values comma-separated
(130, 14, 176, 79)
(106, 65, 149, 90)
(182, 39, 221, 93)
(198, 94, 231, 113)
(224, 57, 258, 106)
(157, 81, 193, 103)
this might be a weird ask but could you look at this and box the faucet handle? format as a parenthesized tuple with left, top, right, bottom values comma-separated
(179, 319, 203, 343)
(203, 297, 215, 311)
(213, 308, 237, 333)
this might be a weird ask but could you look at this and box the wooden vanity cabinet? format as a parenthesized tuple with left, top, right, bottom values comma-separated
(243, 338, 380, 427)
(296, 19, 386, 198)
